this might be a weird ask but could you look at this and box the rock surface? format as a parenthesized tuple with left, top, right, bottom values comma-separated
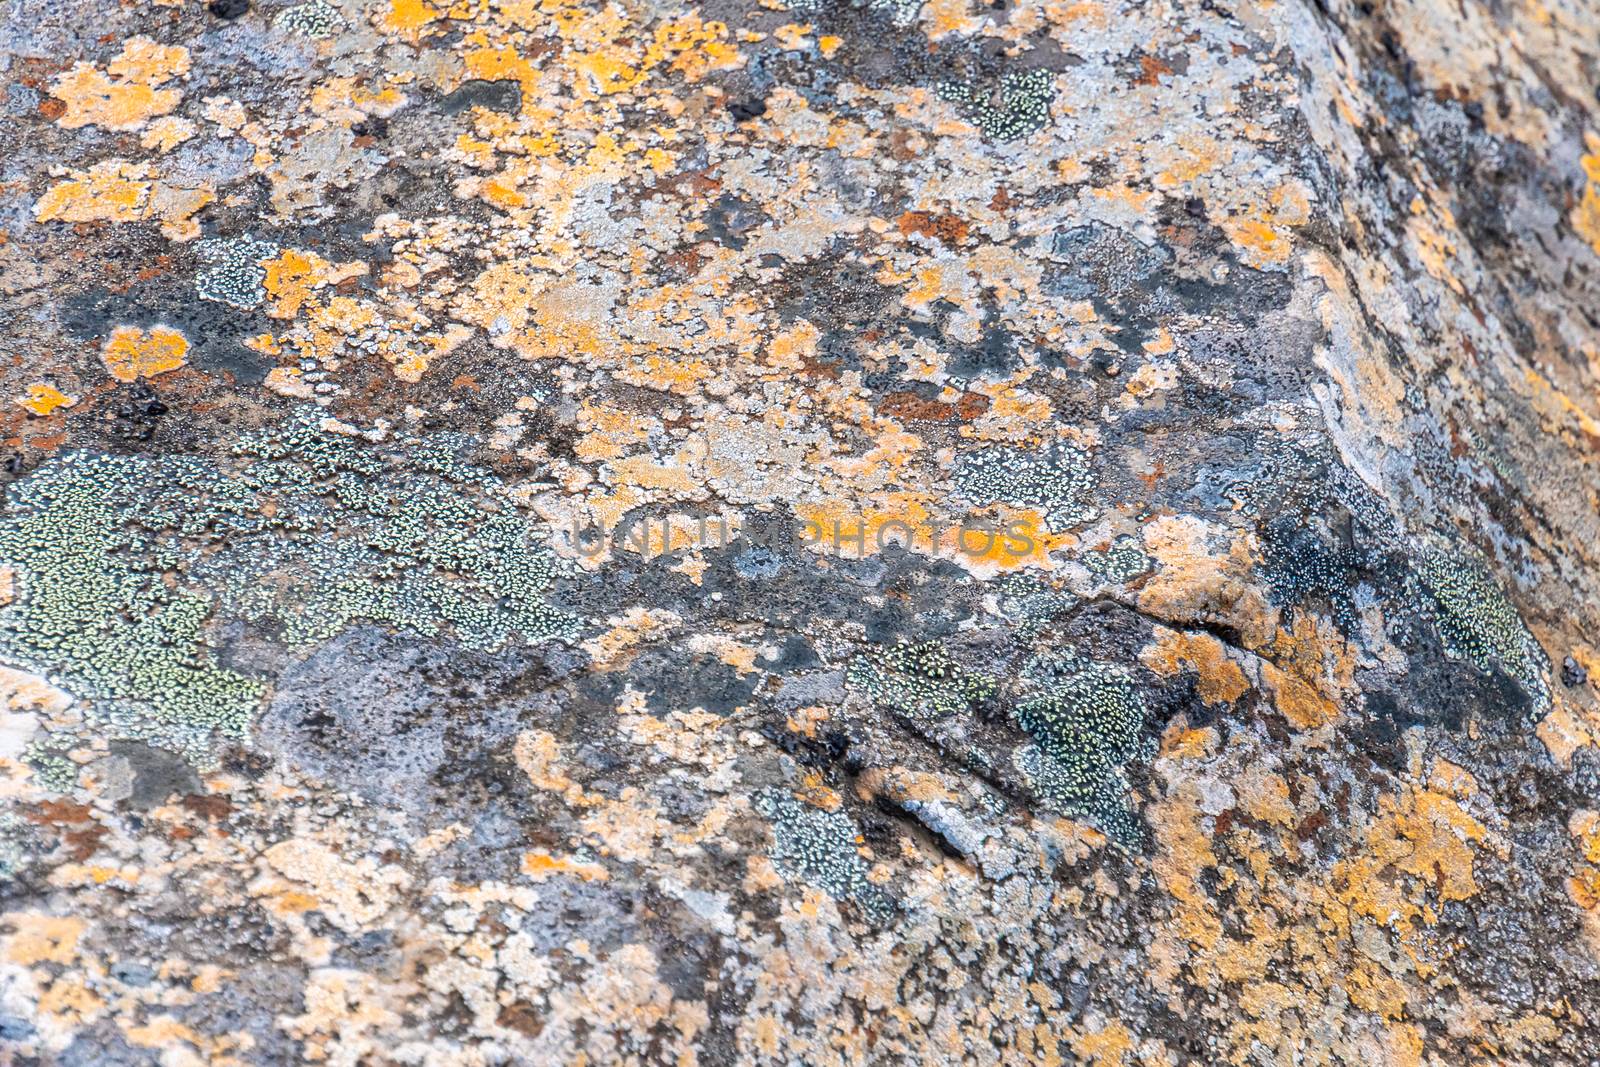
(2, 0, 1600, 1062)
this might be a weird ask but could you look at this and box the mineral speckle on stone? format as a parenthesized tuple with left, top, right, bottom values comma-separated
(2, 0, 1600, 1062)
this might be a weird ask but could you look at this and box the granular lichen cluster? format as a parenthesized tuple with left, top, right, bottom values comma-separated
(847, 639, 995, 720)
(276, 0, 344, 37)
(0, 814, 21, 878)
(0, 410, 578, 761)
(784, 0, 921, 28)
(938, 70, 1056, 142)
(194, 235, 278, 309)
(1415, 549, 1550, 715)
(756, 790, 895, 922)
(22, 739, 79, 793)
(954, 440, 1096, 529)
(1010, 652, 1145, 844)
(0, 451, 267, 757)
(1258, 515, 1360, 632)
(993, 572, 1076, 636)
(197, 415, 579, 652)
(865, 0, 924, 27)
(1084, 535, 1151, 585)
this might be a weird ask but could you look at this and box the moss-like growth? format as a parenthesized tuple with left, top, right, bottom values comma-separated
(0, 410, 578, 760)
(756, 790, 895, 922)
(847, 639, 995, 719)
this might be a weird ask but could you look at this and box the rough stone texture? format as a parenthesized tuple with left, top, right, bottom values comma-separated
(1, 0, 1599, 1063)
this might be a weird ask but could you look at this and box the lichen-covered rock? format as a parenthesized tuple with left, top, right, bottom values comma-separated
(1, 0, 1600, 1063)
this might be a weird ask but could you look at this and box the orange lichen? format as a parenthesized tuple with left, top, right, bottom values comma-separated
(1148, 720, 1505, 1061)
(1140, 626, 1250, 705)
(34, 160, 212, 239)
(139, 115, 196, 153)
(1571, 132, 1600, 255)
(1330, 784, 1489, 929)
(1260, 614, 1356, 730)
(521, 850, 609, 881)
(101, 326, 188, 382)
(48, 36, 189, 131)
(1137, 515, 1278, 649)
(581, 607, 682, 669)
(1068, 1019, 1135, 1066)
(1219, 183, 1311, 268)
(34, 162, 150, 224)
(2, 913, 85, 966)
(14, 384, 76, 417)
(378, 0, 443, 40)
(513, 729, 603, 807)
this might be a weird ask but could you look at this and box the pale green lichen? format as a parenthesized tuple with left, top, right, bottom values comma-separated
(785, 0, 921, 27)
(938, 70, 1056, 142)
(846, 639, 995, 720)
(22, 740, 78, 793)
(954, 440, 1096, 530)
(756, 790, 895, 921)
(0, 410, 578, 759)
(992, 573, 1077, 638)
(1084, 535, 1150, 585)
(1415, 549, 1550, 715)
(1011, 652, 1145, 845)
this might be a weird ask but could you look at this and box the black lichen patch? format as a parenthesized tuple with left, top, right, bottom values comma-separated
(60, 279, 275, 386)
(629, 649, 763, 716)
(439, 79, 523, 116)
(108, 740, 203, 811)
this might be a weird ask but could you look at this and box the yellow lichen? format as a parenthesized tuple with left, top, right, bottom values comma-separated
(1571, 132, 1600, 255)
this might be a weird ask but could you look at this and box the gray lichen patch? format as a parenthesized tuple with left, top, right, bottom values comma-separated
(0, 410, 577, 762)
